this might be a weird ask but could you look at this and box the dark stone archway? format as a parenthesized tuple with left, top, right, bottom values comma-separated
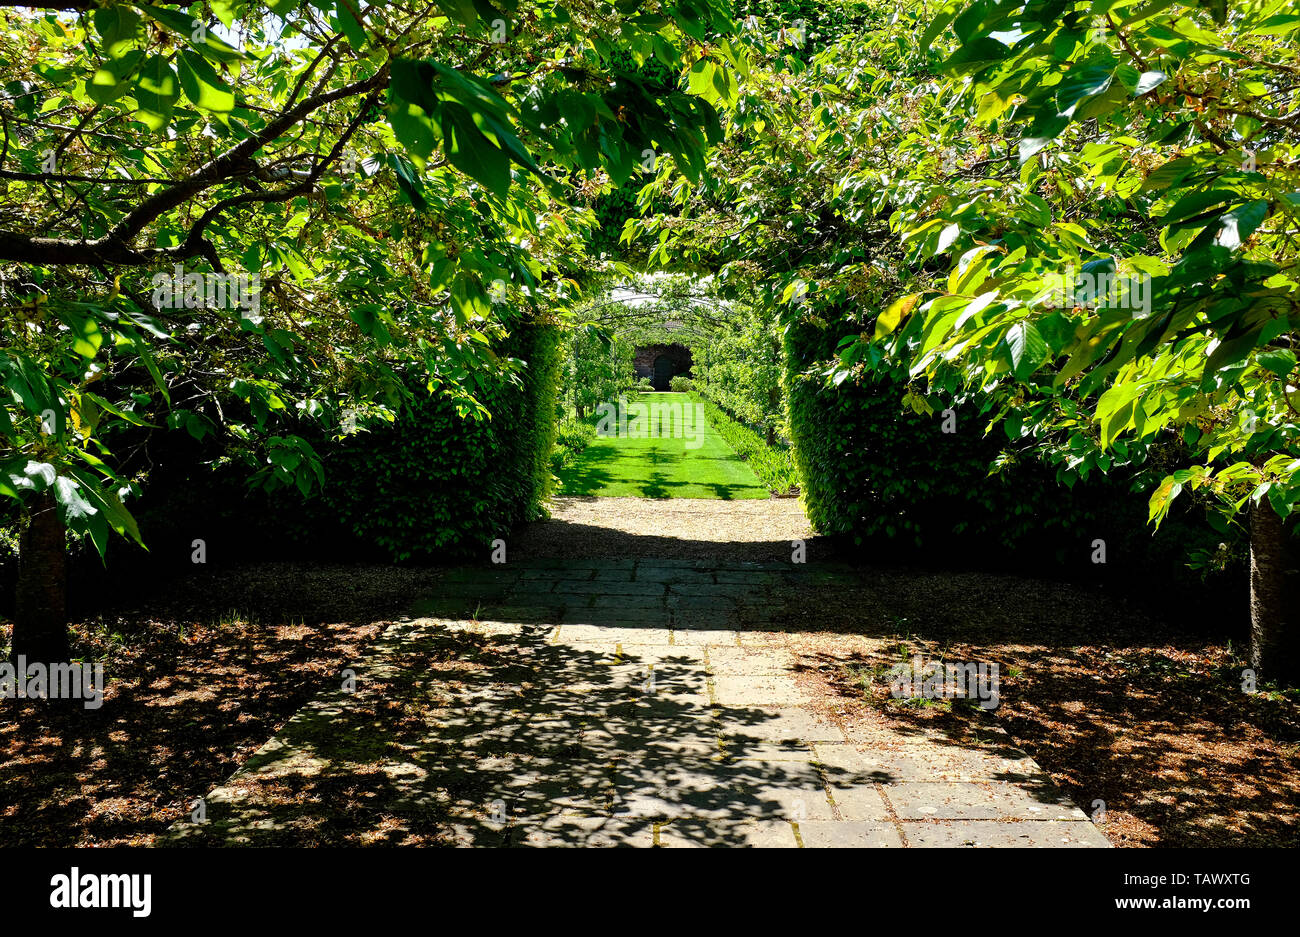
(652, 355, 675, 390)
(634, 343, 692, 391)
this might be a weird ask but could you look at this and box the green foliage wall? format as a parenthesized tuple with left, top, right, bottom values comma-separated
(688, 301, 785, 441)
(786, 314, 1017, 543)
(312, 318, 563, 562)
(559, 327, 636, 419)
(105, 318, 565, 571)
(783, 313, 1230, 585)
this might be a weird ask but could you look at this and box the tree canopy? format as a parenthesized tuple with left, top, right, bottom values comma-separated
(4, 0, 1299, 678)
(0, 0, 730, 555)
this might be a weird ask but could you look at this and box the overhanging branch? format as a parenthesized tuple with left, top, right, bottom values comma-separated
(0, 66, 389, 268)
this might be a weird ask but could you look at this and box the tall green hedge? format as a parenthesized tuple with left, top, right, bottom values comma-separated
(786, 314, 1041, 546)
(688, 301, 785, 442)
(783, 314, 1230, 583)
(91, 317, 563, 574)
(311, 317, 562, 561)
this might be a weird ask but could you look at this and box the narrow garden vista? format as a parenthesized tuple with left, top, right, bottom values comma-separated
(555, 392, 768, 499)
(1, 0, 1298, 873)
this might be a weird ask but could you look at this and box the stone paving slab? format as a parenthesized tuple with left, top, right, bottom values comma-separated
(712, 673, 812, 707)
(899, 820, 1111, 848)
(168, 557, 1109, 848)
(737, 629, 791, 647)
(707, 647, 792, 674)
(718, 707, 847, 743)
(799, 820, 904, 848)
(657, 819, 798, 848)
(672, 628, 739, 647)
(886, 780, 1086, 821)
(813, 739, 1040, 783)
(517, 815, 654, 848)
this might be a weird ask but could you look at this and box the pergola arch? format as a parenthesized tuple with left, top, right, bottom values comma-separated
(574, 276, 738, 345)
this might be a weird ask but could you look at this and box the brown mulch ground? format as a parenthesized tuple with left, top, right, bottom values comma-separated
(3, 504, 1298, 848)
(0, 563, 439, 847)
(779, 567, 1300, 848)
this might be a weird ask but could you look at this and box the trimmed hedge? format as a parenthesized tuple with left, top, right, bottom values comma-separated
(95, 316, 563, 572)
(310, 317, 562, 561)
(783, 314, 1231, 588)
(787, 320, 1041, 546)
(687, 304, 785, 442)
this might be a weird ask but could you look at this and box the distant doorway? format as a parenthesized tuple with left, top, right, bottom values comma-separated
(652, 355, 676, 391)
(633, 342, 692, 390)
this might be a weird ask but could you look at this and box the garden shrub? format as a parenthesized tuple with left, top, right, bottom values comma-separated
(309, 317, 562, 561)
(559, 327, 635, 419)
(550, 416, 597, 473)
(113, 317, 564, 569)
(783, 314, 1230, 588)
(669, 375, 694, 392)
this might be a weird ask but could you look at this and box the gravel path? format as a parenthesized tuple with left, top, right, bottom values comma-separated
(513, 496, 825, 563)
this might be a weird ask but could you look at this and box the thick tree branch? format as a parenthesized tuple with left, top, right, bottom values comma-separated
(0, 66, 389, 267)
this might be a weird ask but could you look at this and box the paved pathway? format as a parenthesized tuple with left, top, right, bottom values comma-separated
(170, 552, 1109, 847)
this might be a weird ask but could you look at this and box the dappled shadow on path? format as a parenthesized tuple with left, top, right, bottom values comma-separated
(165, 555, 1122, 847)
(145, 513, 1299, 849)
(167, 622, 839, 847)
(771, 565, 1300, 848)
(0, 562, 426, 847)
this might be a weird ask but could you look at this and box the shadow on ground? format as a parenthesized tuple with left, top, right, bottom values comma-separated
(166, 624, 830, 846)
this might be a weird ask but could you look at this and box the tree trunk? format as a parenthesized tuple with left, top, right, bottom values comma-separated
(11, 489, 70, 664)
(1249, 503, 1295, 686)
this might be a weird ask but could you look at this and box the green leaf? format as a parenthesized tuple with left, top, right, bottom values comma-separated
(440, 102, 511, 196)
(450, 272, 489, 325)
(874, 295, 918, 340)
(942, 37, 1013, 74)
(87, 50, 142, 105)
(1140, 156, 1199, 193)
(72, 315, 103, 359)
(1148, 475, 1182, 527)
(1257, 348, 1296, 377)
(93, 6, 142, 57)
(1019, 135, 1055, 162)
(336, 0, 369, 49)
(1004, 321, 1048, 379)
(936, 223, 960, 255)
(1213, 200, 1269, 250)
(83, 392, 156, 428)
(1056, 66, 1113, 117)
(1096, 382, 1142, 448)
(1135, 70, 1168, 95)
(178, 50, 235, 112)
(140, 5, 248, 62)
(133, 55, 179, 131)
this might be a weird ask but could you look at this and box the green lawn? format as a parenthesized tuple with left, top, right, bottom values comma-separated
(556, 392, 769, 498)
